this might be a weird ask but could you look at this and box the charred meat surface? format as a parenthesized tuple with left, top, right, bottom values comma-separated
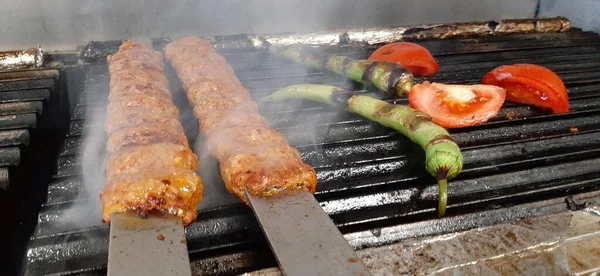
(105, 108, 184, 135)
(106, 143, 199, 180)
(100, 40, 203, 226)
(102, 169, 203, 225)
(106, 94, 180, 119)
(105, 123, 189, 153)
(165, 37, 317, 202)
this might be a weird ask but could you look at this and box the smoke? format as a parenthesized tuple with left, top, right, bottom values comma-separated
(50, 96, 108, 254)
(193, 136, 240, 211)
(34, 7, 360, 274)
(182, 46, 345, 209)
(79, 104, 108, 209)
(37, 94, 109, 273)
(73, 0, 363, 219)
(70, 36, 345, 227)
(260, 96, 339, 154)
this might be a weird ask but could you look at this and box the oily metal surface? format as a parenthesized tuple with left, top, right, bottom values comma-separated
(246, 190, 370, 276)
(22, 29, 600, 275)
(107, 213, 192, 276)
(246, 208, 600, 276)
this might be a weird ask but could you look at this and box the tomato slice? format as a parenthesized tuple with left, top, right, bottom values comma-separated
(368, 42, 439, 76)
(482, 64, 569, 113)
(408, 81, 506, 128)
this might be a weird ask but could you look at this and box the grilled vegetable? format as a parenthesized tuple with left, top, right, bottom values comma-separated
(269, 45, 415, 97)
(263, 84, 463, 217)
(408, 81, 507, 128)
(369, 42, 439, 76)
(482, 64, 569, 113)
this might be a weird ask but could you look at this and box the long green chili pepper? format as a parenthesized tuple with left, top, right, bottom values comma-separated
(263, 84, 463, 217)
(268, 45, 416, 98)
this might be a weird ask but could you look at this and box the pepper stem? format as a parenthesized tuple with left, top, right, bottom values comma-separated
(437, 178, 448, 217)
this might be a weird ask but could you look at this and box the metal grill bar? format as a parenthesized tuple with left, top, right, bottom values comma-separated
(0, 55, 63, 276)
(21, 29, 600, 275)
(0, 129, 30, 147)
(0, 89, 50, 103)
(0, 101, 43, 115)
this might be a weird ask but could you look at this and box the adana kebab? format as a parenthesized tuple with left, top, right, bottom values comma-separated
(268, 44, 415, 97)
(165, 37, 317, 203)
(263, 84, 464, 217)
(100, 41, 204, 226)
(164, 39, 374, 275)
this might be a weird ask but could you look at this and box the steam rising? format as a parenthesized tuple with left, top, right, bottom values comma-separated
(54, 100, 108, 240)
(80, 105, 108, 208)
(33, 37, 342, 276)
(70, 40, 341, 227)
(193, 137, 239, 210)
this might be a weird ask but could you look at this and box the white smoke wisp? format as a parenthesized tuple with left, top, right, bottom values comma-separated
(193, 136, 240, 211)
(71, 41, 345, 220)
(79, 105, 108, 208)
(256, 55, 346, 156)
(60, 102, 108, 233)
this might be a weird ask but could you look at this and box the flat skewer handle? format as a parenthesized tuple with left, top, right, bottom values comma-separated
(108, 213, 192, 276)
(247, 190, 372, 276)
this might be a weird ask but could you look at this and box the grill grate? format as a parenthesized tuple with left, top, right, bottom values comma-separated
(17, 29, 600, 275)
(0, 65, 60, 188)
(0, 58, 69, 276)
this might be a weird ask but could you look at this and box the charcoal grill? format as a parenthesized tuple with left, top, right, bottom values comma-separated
(3, 16, 600, 275)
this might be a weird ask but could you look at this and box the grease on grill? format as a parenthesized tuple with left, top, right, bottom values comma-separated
(80, 40, 124, 62)
(570, 127, 579, 133)
(506, 111, 517, 120)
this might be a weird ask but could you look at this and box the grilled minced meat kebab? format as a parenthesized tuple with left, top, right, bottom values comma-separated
(165, 37, 317, 202)
(100, 41, 204, 226)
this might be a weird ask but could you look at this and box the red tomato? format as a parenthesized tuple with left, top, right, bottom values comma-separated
(368, 42, 439, 76)
(482, 64, 569, 113)
(408, 81, 506, 128)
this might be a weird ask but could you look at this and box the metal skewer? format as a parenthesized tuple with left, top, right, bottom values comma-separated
(107, 213, 192, 276)
(246, 189, 372, 276)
